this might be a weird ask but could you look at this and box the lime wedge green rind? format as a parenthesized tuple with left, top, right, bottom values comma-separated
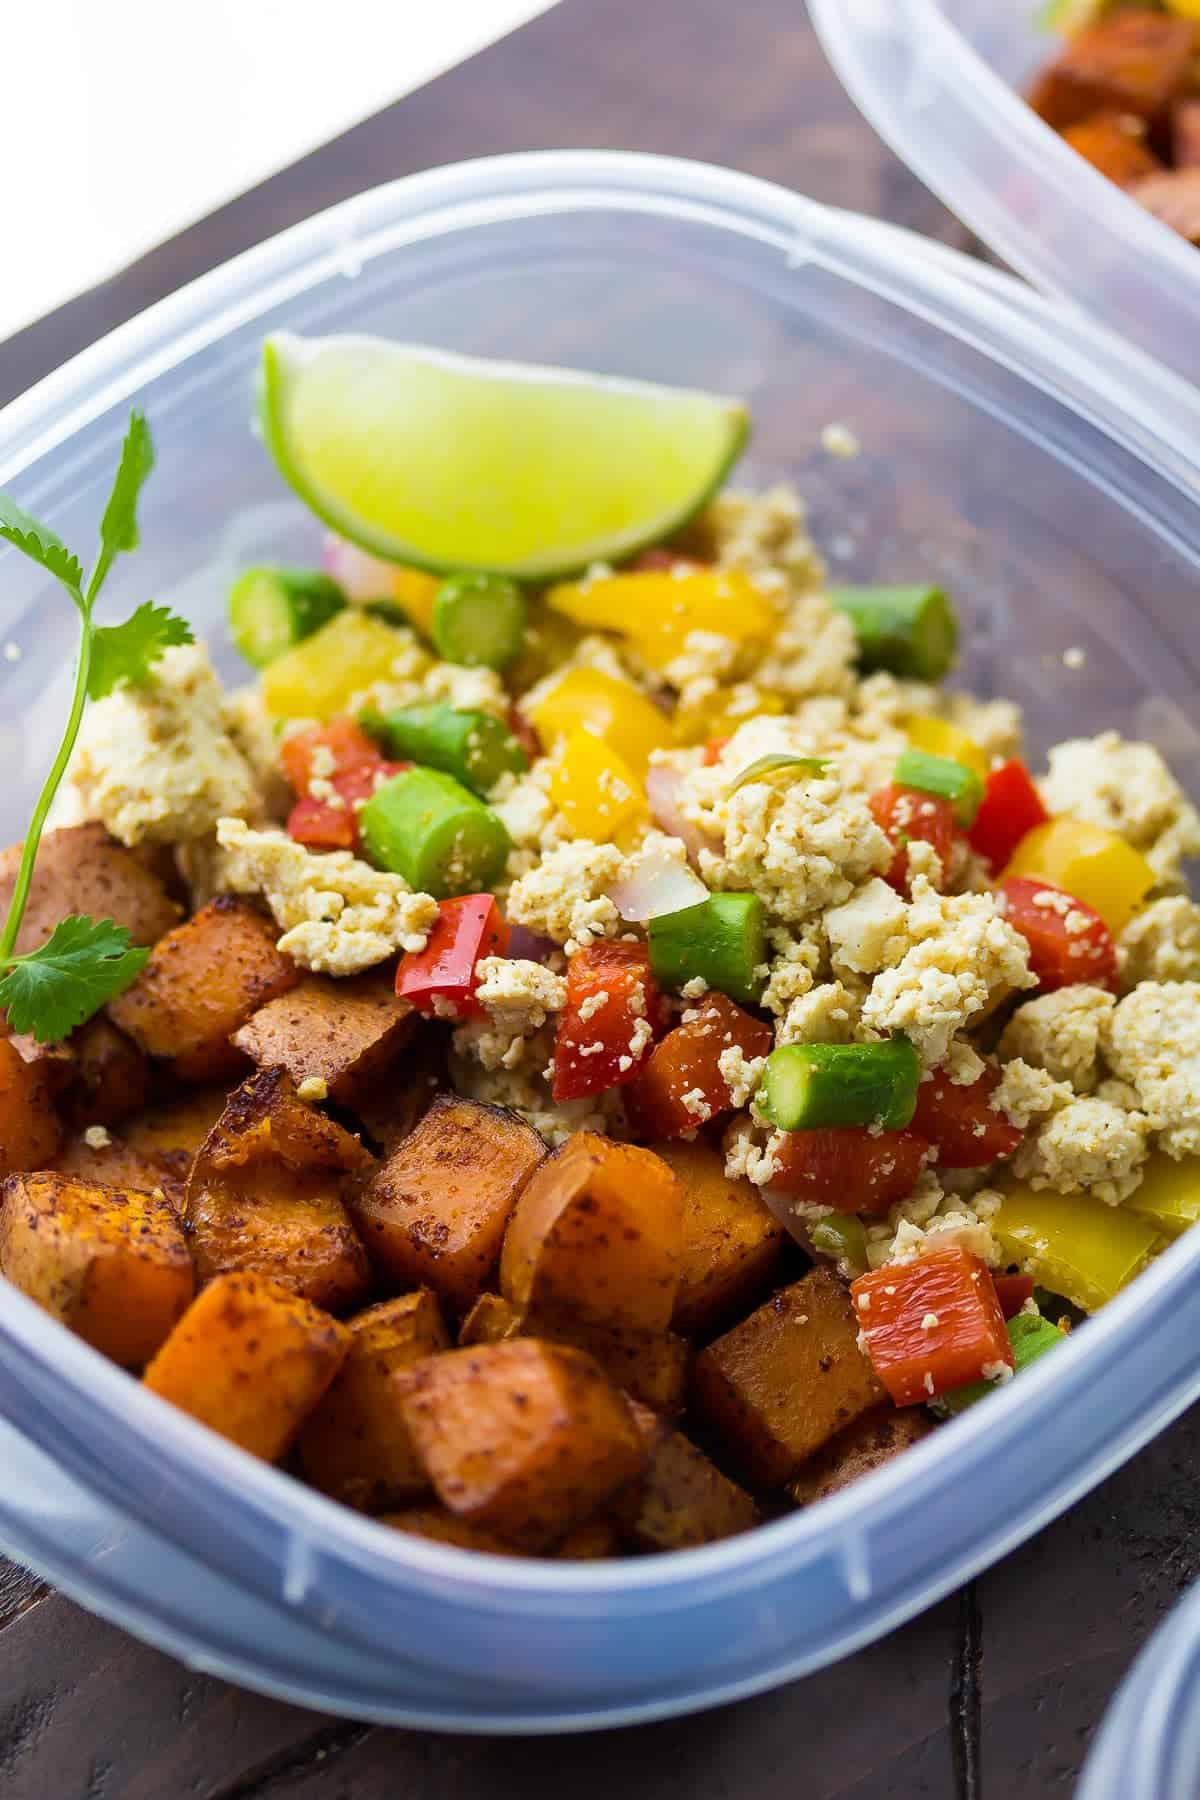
(259, 333, 749, 581)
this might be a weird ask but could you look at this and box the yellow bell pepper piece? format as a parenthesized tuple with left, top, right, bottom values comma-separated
(1125, 1151, 1200, 1240)
(1001, 818, 1156, 936)
(906, 713, 989, 782)
(387, 567, 441, 636)
(1166, 0, 1200, 18)
(527, 668, 674, 776)
(261, 609, 409, 720)
(674, 686, 786, 747)
(546, 569, 777, 671)
(993, 1181, 1163, 1314)
(548, 730, 645, 843)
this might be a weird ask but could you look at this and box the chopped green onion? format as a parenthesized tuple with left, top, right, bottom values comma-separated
(935, 1312, 1064, 1416)
(758, 1038, 920, 1132)
(227, 567, 346, 667)
(362, 702, 527, 796)
(810, 1213, 868, 1275)
(893, 747, 984, 826)
(358, 767, 510, 899)
(432, 572, 527, 670)
(728, 753, 829, 795)
(828, 585, 958, 682)
(646, 892, 766, 1007)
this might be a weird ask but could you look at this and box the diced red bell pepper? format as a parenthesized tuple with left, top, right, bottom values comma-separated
(552, 941, 664, 1102)
(703, 736, 732, 767)
(282, 717, 406, 852)
(396, 895, 510, 1019)
(910, 1067, 1023, 1169)
(624, 992, 773, 1139)
(280, 717, 382, 793)
(769, 1126, 930, 1215)
(1000, 876, 1117, 991)
(870, 783, 956, 892)
(967, 760, 1049, 872)
(286, 794, 357, 850)
(993, 1272, 1035, 1320)
(508, 705, 542, 763)
(851, 1248, 1013, 1405)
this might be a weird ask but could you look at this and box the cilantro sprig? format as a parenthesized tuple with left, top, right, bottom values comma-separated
(0, 412, 193, 1040)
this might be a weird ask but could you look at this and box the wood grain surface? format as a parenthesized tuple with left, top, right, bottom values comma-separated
(0, 1, 1188, 1795)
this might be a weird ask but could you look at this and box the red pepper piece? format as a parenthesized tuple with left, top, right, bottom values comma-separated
(993, 1272, 1035, 1319)
(282, 717, 406, 852)
(624, 993, 773, 1139)
(910, 1067, 1023, 1169)
(870, 783, 956, 892)
(702, 737, 732, 767)
(286, 794, 358, 850)
(967, 760, 1049, 872)
(851, 1248, 1013, 1405)
(280, 717, 381, 794)
(396, 895, 509, 1019)
(552, 941, 664, 1102)
(1000, 876, 1118, 991)
(770, 1126, 930, 1216)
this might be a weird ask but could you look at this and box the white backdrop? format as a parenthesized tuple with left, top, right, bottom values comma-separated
(1, 0, 557, 343)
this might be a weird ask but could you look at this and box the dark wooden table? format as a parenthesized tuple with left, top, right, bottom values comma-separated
(0, 1, 1196, 1793)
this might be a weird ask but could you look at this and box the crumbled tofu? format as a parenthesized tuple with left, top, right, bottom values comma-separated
(1039, 731, 1200, 888)
(1012, 1097, 1150, 1205)
(937, 1038, 987, 1089)
(825, 877, 908, 978)
(989, 1058, 1073, 1131)
(214, 817, 438, 975)
(760, 921, 825, 1017)
(83, 1124, 111, 1150)
(860, 877, 1035, 1068)
(222, 684, 293, 821)
(1104, 980, 1200, 1157)
(471, 956, 567, 1059)
(421, 661, 509, 719)
(297, 1076, 329, 1102)
(998, 984, 1116, 1094)
(753, 589, 859, 701)
(505, 840, 625, 953)
(722, 1113, 783, 1188)
(942, 693, 1024, 763)
(1118, 897, 1200, 990)
(60, 644, 263, 845)
(662, 629, 743, 706)
(717, 1045, 765, 1109)
(449, 1055, 620, 1147)
(866, 1173, 1001, 1269)
(698, 485, 826, 596)
(776, 981, 864, 1048)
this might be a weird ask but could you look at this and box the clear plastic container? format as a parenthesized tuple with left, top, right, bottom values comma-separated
(807, 0, 1200, 389)
(1080, 1580, 1200, 1798)
(6, 150, 1200, 1730)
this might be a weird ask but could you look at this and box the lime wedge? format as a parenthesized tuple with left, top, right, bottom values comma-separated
(259, 333, 749, 580)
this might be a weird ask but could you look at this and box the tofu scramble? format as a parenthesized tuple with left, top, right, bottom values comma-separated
(4, 381, 1200, 1561)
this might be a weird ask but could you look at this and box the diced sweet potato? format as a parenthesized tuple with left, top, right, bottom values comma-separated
(691, 1267, 886, 1489)
(1128, 166, 1200, 240)
(351, 1040, 447, 1156)
(555, 1519, 623, 1559)
(378, 1507, 518, 1555)
(144, 1271, 349, 1460)
(186, 1069, 373, 1311)
(1029, 11, 1198, 130)
(0, 1038, 61, 1177)
(788, 1406, 935, 1507)
(624, 1401, 758, 1552)
(232, 971, 417, 1104)
(500, 1133, 683, 1334)
(1175, 96, 1200, 167)
(55, 1131, 187, 1211)
(6, 1031, 76, 1099)
(0, 1171, 193, 1366)
(656, 1141, 784, 1338)
(0, 823, 180, 956)
(65, 1017, 150, 1127)
(623, 994, 773, 1140)
(351, 1096, 545, 1313)
(396, 1340, 647, 1550)
(123, 1086, 236, 1159)
(296, 1289, 450, 1509)
(459, 1291, 688, 1414)
(109, 896, 300, 1080)
(1061, 111, 1161, 186)
(459, 1291, 523, 1345)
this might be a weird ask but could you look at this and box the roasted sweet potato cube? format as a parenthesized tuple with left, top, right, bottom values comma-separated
(459, 1291, 523, 1345)
(378, 1507, 518, 1555)
(296, 1289, 450, 1509)
(460, 1291, 688, 1413)
(555, 1518, 623, 1559)
(1129, 166, 1200, 241)
(500, 1133, 683, 1334)
(1062, 111, 1161, 186)
(691, 1267, 886, 1489)
(55, 1131, 187, 1211)
(0, 1037, 61, 1177)
(1029, 12, 1198, 131)
(65, 1017, 150, 1127)
(788, 1406, 935, 1507)
(144, 1271, 349, 1460)
(123, 1086, 236, 1159)
(0, 1171, 193, 1366)
(1175, 97, 1200, 167)
(656, 1141, 784, 1338)
(396, 1340, 647, 1551)
(625, 1401, 758, 1552)
(0, 823, 180, 955)
(351, 1096, 545, 1312)
(232, 971, 417, 1104)
(186, 1069, 373, 1311)
(108, 896, 300, 1080)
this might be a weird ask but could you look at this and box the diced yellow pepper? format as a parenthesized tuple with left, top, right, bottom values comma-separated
(674, 686, 787, 747)
(388, 567, 441, 636)
(527, 668, 674, 776)
(906, 713, 989, 782)
(1125, 1152, 1200, 1240)
(1001, 818, 1156, 936)
(261, 610, 409, 720)
(1166, 0, 1200, 18)
(548, 730, 645, 843)
(993, 1181, 1163, 1314)
(545, 569, 777, 670)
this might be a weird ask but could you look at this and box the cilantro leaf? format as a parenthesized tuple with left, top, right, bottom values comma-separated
(87, 601, 194, 699)
(0, 915, 149, 1042)
(0, 492, 85, 595)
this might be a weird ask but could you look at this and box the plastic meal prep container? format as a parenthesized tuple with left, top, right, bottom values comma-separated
(807, 0, 1200, 389)
(8, 150, 1200, 1730)
(1080, 1578, 1200, 1798)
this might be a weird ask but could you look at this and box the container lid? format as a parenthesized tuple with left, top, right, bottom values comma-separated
(808, 0, 1200, 391)
(1080, 1580, 1200, 1799)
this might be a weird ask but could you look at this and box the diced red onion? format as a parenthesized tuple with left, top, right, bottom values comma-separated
(505, 925, 559, 964)
(608, 840, 709, 922)
(322, 534, 400, 604)
(645, 763, 717, 866)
